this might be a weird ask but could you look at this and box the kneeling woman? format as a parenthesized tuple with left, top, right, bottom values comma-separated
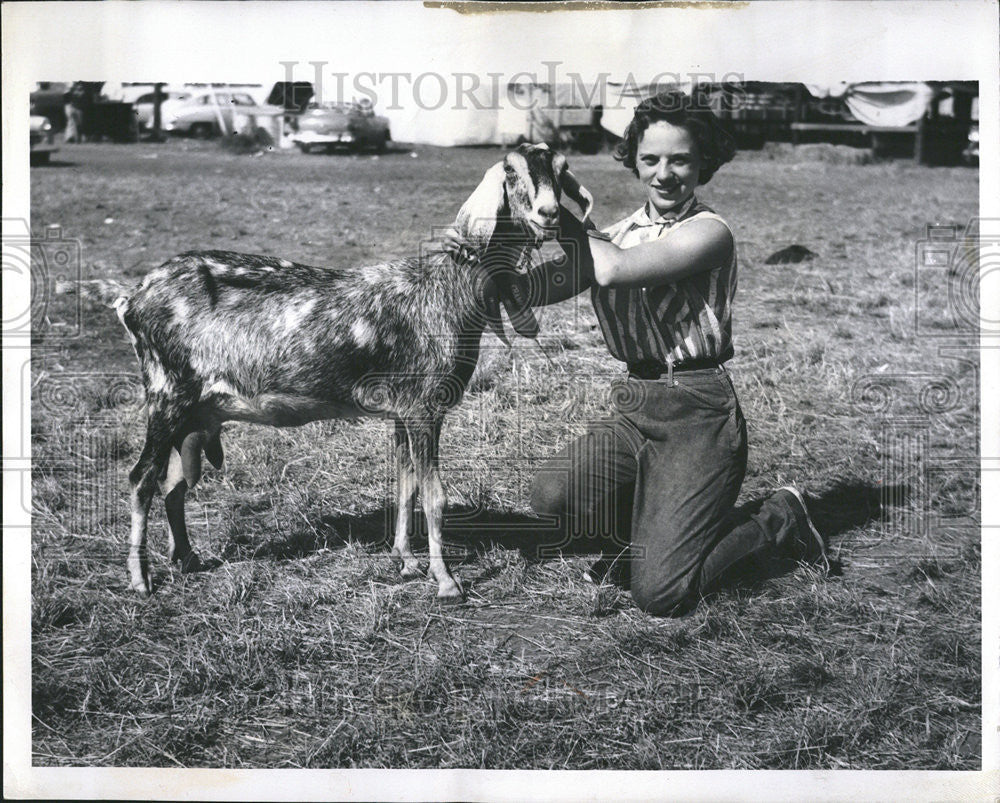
(526, 91, 827, 617)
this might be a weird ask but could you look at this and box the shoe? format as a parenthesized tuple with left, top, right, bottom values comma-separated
(582, 551, 631, 588)
(775, 486, 829, 567)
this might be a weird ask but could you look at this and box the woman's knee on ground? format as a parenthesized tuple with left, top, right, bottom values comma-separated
(630, 562, 699, 617)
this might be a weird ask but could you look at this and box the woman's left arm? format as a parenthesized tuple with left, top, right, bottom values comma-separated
(589, 218, 734, 288)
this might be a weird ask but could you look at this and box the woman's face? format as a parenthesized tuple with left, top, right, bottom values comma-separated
(636, 121, 702, 217)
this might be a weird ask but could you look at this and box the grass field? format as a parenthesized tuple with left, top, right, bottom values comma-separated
(28, 140, 980, 769)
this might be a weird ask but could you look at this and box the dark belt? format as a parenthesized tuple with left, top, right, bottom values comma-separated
(627, 358, 722, 380)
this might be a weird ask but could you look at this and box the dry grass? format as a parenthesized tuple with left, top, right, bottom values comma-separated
(29, 141, 979, 768)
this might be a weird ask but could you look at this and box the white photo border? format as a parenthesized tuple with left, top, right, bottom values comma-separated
(4, 2, 997, 800)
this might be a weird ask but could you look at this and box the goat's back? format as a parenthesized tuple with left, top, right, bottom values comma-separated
(120, 250, 480, 418)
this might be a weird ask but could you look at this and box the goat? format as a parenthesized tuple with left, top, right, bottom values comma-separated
(116, 143, 593, 600)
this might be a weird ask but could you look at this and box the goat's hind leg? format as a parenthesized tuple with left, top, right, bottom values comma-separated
(390, 420, 424, 579)
(161, 429, 215, 575)
(127, 391, 198, 595)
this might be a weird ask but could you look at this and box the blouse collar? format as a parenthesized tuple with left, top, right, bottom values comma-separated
(634, 194, 700, 228)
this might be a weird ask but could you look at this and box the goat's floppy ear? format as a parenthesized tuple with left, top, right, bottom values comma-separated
(454, 162, 507, 249)
(556, 157, 594, 222)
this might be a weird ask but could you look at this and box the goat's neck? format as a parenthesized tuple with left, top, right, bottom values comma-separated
(474, 219, 537, 272)
(435, 219, 537, 336)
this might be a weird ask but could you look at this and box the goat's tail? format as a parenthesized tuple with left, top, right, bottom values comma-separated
(57, 278, 132, 307)
(178, 430, 225, 488)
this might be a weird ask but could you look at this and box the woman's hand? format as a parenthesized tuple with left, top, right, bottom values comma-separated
(439, 226, 477, 264)
(511, 205, 598, 307)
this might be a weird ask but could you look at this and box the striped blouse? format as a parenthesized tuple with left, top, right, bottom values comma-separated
(591, 196, 737, 366)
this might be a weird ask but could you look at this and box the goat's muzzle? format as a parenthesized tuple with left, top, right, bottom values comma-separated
(528, 201, 560, 239)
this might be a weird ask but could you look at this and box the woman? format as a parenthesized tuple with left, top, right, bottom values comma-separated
(457, 91, 827, 616)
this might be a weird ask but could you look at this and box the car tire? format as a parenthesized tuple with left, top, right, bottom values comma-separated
(190, 123, 214, 139)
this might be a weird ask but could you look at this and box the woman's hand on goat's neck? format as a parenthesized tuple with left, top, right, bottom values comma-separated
(518, 206, 598, 306)
(440, 227, 471, 262)
(589, 217, 733, 289)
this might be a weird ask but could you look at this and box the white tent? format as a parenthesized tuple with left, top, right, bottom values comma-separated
(805, 82, 934, 128)
(381, 80, 603, 147)
(382, 103, 502, 147)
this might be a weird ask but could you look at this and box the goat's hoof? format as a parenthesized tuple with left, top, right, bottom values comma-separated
(391, 549, 424, 579)
(127, 554, 152, 596)
(129, 573, 152, 597)
(435, 579, 465, 603)
(175, 551, 208, 574)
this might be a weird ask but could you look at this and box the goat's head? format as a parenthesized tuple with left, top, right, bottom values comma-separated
(455, 143, 593, 343)
(456, 142, 593, 249)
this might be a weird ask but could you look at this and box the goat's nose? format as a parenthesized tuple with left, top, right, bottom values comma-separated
(537, 202, 559, 222)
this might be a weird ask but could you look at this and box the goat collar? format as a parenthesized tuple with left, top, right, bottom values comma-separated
(468, 256, 510, 347)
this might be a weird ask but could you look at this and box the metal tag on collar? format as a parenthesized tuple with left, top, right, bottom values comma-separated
(460, 244, 479, 266)
(518, 244, 538, 275)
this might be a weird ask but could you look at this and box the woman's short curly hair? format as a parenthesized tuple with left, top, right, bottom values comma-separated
(613, 90, 737, 185)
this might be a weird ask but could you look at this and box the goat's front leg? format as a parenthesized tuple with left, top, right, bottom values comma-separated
(390, 420, 423, 579)
(407, 418, 463, 600)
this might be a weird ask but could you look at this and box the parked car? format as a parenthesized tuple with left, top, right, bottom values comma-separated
(162, 90, 262, 137)
(290, 100, 390, 153)
(30, 82, 71, 131)
(30, 115, 59, 164)
(133, 90, 191, 130)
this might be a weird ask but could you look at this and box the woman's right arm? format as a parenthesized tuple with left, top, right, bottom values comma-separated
(440, 206, 598, 307)
(523, 205, 598, 306)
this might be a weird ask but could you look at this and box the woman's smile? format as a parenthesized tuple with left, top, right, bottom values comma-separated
(652, 181, 680, 196)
